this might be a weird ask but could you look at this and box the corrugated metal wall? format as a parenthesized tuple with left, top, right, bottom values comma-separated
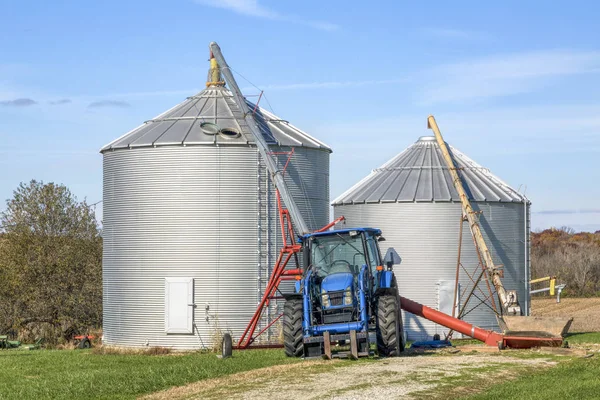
(258, 146, 330, 343)
(333, 201, 529, 341)
(103, 145, 329, 349)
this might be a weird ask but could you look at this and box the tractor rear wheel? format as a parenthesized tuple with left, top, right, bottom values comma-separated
(376, 294, 403, 356)
(283, 298, 303, 357)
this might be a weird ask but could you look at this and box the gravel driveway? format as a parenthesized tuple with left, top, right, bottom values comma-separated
(142, 352, 555, 400)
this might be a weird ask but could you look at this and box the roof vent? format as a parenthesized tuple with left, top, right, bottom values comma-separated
(219, 127, 241, 139)
(200, 122, 220, 135)
(417, 136, 436, 142)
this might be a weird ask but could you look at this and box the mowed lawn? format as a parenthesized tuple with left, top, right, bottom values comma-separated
(468, 353, 600, 400)
(0, 349, 299, 400)
(0, 332, 599, 399)
(467, 332, 600, 400)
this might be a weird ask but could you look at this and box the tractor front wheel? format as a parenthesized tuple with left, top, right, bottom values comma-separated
(376, 294, 404, 356)
(283, 298, 303, 357)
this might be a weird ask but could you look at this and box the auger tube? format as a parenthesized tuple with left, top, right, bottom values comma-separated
(427, 115, 510, 312)
(209, 42, 311, 235)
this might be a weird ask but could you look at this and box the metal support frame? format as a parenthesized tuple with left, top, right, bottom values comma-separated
(447, 214, 500, 339)
(236, 189, 302, 349)
(428, 115, 570, 348)
(451, 214, 464, 319)
(236, 148, 345, 349)
(236, 190, 345, 348)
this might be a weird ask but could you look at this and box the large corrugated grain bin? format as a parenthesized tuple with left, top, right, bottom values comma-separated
(101, 59, 331, 349)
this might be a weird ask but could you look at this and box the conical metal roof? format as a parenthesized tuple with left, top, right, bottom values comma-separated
(332, 136, 527, 205)
(100, 85, 331, 152)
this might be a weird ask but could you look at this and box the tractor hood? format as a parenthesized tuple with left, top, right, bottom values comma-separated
(321, 273, 354, 292)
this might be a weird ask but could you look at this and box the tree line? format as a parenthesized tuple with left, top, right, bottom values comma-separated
(531, 227, 600, 297)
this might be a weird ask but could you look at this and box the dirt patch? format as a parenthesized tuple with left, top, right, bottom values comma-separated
(139, 362, 330, 400)
(142, 354, 555, 400)
(532, 298, 600, 332)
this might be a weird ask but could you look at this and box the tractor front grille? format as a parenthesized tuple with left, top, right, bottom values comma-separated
(328, 291, 344, 306)
(322, 310, 354, 324)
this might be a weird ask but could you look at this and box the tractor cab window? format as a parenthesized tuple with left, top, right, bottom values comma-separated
(365, 235, 381, 276)
(311, 232, 366, 278)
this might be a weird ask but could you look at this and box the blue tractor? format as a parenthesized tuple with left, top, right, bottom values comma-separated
(283, 228, 405, 358)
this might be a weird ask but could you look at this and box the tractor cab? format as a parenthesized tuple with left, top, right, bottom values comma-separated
(302, 229, 382, 314)
(300, 228, 399, 299)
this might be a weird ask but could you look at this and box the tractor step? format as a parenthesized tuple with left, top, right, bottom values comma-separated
(325, 350, 371, 359)
(304, 330, 370, 360)
(303, 331, 368, 344)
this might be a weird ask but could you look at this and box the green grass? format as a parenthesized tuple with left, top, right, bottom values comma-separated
(0, 349, 300, 400)
(1, 333, 599, 400)
(409, 362, 541, 399)
(564, 332, 600, 344)
(449, 338, 484, 347)
(465, 355, 600, 400)
(461, 332, 600, 399)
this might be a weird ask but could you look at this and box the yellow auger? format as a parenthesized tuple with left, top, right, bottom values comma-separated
(427, 115, 573, 341)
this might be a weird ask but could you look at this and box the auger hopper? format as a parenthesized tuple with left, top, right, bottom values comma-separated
(427, 115, 573, 348)
(502, 316, 573, 338)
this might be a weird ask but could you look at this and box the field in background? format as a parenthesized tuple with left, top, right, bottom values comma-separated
(531, 297, 600, 332)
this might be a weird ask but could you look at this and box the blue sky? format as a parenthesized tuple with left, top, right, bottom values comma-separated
(1, 0, 600, 231)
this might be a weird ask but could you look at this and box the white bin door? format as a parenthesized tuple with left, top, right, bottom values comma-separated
(437, 280, 459, 316)
(165, 278, 194, 334)
(437, 280, 461, 338)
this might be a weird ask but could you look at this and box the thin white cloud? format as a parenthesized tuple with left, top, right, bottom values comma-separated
(423, 28, 482, 40)
(0, 149, 98, 156)
(420, 49, 600, 104)
(197, 0, 277, 18)
(93, 89, 197, 99)
(86, 79, 408, 100)
(0, 98, 37, 107)
(194, 0, 339, 31)
(49, 99, 72, 105)
(88, 100, 131, 109)
(249, 78, 409, 91)
(535, 209, 600, 215)
(533, 215, 600, 233)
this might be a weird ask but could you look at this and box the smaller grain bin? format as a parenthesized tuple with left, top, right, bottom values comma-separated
(332, 136, 530, 340)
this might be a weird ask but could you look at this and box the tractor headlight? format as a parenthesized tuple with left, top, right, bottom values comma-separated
(344, 286, 352, 305)
(321, 288, 330, 308)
